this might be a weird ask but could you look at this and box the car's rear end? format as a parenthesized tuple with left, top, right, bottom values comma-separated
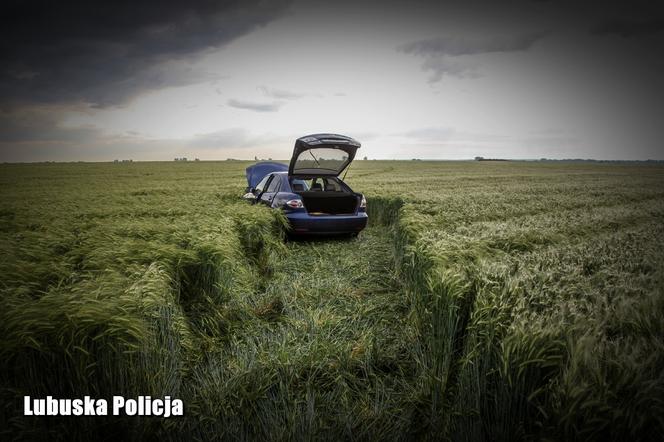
(286, 211, 368, 235)
(278, 186, 367, 235)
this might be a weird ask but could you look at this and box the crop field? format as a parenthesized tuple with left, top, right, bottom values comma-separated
(1, 160, 663, 440)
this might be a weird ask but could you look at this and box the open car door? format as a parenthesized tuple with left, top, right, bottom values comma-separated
(288, 134, 360, 177)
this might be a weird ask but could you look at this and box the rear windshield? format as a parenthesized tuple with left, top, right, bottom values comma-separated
(292, 147, 349, 174)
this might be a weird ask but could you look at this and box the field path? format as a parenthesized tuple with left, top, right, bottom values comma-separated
(196, 226, 418, 438)
(241, 226, 411, 363)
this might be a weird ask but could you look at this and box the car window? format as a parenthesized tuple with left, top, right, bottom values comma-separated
(255, 175, 271, 193)
(292, 177, 341, 192)
(266, 175, 281, 193)
(296, 178, 317, 191)
(291, 179, 309, 192)
(324, 178, 340, 191)
(292, 147, 350, 174)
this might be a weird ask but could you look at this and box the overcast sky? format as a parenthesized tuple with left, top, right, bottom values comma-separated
(1, 0, 663, 161)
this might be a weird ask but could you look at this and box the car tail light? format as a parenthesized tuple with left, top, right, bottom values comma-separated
(285, 199, 304, 209)
(359, 195, 367, 209)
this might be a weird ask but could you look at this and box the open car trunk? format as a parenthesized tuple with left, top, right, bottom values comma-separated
(289, 134, 360, 177)
(296, 191, 359, 215)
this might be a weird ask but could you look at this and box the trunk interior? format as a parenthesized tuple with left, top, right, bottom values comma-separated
(296, 191, 359, 215)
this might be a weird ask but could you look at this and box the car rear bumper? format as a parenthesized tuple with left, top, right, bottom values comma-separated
(286, 211, 368, 234)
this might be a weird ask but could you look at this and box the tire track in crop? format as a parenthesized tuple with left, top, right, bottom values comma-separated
(248, 226, 409, 353)
(200, 225, 418, 438)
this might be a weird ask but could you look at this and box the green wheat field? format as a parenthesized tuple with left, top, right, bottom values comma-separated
(1, 160, 663, 440)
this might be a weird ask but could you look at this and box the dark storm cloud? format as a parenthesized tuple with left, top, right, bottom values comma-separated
(227, 99, 284, 112)
(593, 18, 664, 38)
(0, 0, 291, 108)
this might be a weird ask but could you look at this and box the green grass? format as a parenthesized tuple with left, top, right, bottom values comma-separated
(1, 160, 663, 440)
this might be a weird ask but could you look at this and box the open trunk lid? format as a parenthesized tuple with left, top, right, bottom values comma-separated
(288, 134, 360, 177)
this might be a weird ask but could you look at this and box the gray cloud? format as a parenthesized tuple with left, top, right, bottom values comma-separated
(401, 32, 545, 81)
(402, 127, 456, 141)
(421, 57, 481, 81)
(0, 122, 265, 162)
(188, 128, 293, 153)
(593, 18, 664, 37)
(259, 86, 306, 100)
(400, 126, 579, 157)
(400, 32, 545, 57)
(345, 131, 379, 142)
(0, 0, 291, 108)
(0, 108, 100, 143)
(0, 110, 168, 162)
(519, 133, 579, 151)
(227, 99, 284, 112)
(2, 1, 664, 162)
(188, 128, 250, 149)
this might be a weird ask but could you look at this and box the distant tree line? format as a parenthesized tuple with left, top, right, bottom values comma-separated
(474, 156, 508, 161)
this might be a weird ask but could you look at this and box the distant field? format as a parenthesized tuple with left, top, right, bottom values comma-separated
(1, 160, 663, 440)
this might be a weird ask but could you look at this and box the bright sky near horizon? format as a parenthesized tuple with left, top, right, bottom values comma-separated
(1, 0, 663, 161)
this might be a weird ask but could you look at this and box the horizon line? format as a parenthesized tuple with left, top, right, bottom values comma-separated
(3, 158, 664, 164)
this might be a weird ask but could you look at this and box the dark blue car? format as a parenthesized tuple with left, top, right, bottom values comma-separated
(244, 134, 368, 236)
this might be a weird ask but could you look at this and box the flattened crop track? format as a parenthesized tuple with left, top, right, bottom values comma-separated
(184, 225, 421, 440)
